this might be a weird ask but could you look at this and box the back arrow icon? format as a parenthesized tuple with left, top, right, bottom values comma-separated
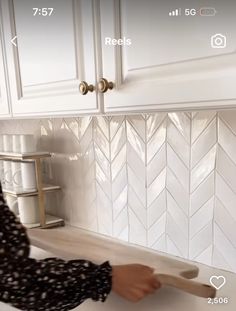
(11, 36, 17, 47)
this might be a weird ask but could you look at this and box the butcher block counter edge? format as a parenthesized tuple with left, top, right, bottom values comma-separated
(27, 225, 229, 276)
(28, 226, 191, 267)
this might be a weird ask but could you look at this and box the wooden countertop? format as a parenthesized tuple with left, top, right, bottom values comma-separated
(28, 226, 198, 272)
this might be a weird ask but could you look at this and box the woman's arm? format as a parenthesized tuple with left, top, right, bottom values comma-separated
(0, 183, 112, 311)
(0, 182, 161, 310)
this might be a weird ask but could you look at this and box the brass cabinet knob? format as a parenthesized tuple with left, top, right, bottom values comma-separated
(98, 78, 114, 93)
(79, 81, 94, 95)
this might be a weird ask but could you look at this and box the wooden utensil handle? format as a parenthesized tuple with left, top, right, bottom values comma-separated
(156, 274, 216, 298)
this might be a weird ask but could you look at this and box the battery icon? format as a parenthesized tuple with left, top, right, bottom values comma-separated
(200, 7, 217, 16)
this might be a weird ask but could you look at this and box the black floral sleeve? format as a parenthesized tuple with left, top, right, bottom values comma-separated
(0, 183, 112, 311)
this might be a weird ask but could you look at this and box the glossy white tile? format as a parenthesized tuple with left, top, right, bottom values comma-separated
(127, 115, 146, 142)
(127, 120, 145, 163)
(219, 110, 236, 135)
(128, 186, 146, 228)
(214, 224, 236, 272)
(147, 113, 167, 141)
(147, 168, 166, 207)
(218, 118, 236, 164)
(167, 167, 189, 215)
(148, 212, 166, 247)
(128, 208, 146, 247)
(78, 116, 92, 140)
(1, 111, 236, 273)
(128, 166, 146, 207)
(167, 119, 190, 168)
(217, 145, 236, 193)
(191, 118, 217, 169)
(192, 111, 216, 143)
(111, 145, 126, 181)
(147, 119, 166, 163)
(113, 185, 128, 219)
(191, 145, 216, 192)
(110, 116, 125, 140)
(111, 122, 126, 161)
(167, 212, 188, 258)
(95, 116, 109, 140)
(190, 172, 214, 216)
(147, 143, 166, 187)
(167, 144, 189, 192)
(167, 191, 188, 238)
(94, 125, 109, 160)
(216, 173, 236, 221)
(147, 189, 166, 229)
(189, 224, 212, 260)
(215, 198, 236, 248)
(190, 197, 214, 238)
(112, 165, 127, 202)
(113, 207, 128, 239)
(168, 112, 190, 143)
(127, 142, 145, 183)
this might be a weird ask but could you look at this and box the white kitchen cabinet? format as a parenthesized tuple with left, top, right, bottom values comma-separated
(1, 0, 236, 118)
(1, 0, 101, 117)
(0, 17, 10, 118)
(100, 0, 236, 112)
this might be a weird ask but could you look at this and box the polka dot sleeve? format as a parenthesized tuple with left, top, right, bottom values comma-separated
(0, 183, 112, 311)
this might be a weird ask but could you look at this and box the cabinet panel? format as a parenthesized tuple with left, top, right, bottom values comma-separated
(101, 0, 236, 112)
(0, 15, 10, 117)
(13, 1, 77, 86)
(1, 0, 100, 117)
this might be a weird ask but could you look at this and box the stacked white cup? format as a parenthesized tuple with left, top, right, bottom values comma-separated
(11, 135, 22, 191)
(1, 135, 14, 189)
(0, 135, 3, 151)
(20, 135, 37, 191)
(3, 134, 13, 152)
(0, 134, 39, 224)
(0, 134, 37, 190)
(0, 134, 36, 190)
(20, 134, 37, 153)
(1, 134, 37, 153)
(2, 160, 13, 189)
(4, 194, 19, 215)
(18, 196, 40, 224)
(12, 134, 21, 153)
(19, 135, 39, 223)
(0, 135, 4, 185)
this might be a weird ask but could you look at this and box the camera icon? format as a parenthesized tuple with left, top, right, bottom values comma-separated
(211, 34, 227, 49)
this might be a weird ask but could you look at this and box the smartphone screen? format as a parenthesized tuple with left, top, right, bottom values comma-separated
(0, 1, 235, 310)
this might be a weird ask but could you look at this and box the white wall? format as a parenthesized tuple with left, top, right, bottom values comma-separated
(0, 110, 236, 273)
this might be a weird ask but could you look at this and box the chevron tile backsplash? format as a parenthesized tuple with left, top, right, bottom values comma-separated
(1, 110, 236, 273)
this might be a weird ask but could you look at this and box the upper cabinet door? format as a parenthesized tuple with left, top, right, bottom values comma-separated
(0, 18, 10, 117)
(1, 0, 100, 117)
(100, 0, 236, 112)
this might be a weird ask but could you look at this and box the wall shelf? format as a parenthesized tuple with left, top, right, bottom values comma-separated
(3, 184, 61, 197)
(0, 151, 64, 229)
(23, 214, 64, 229)
(0, 151, 51, 161)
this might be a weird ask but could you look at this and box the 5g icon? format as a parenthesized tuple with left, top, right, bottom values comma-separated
(185, 8, 197, 16)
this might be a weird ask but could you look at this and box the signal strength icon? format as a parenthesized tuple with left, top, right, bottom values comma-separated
(169, 8, 181, 16)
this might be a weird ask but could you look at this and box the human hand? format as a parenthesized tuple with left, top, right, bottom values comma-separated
(112, 264, 161, 302)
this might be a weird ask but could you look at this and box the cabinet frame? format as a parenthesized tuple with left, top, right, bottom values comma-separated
(0, 2, 11, 118)
(1, 0, 102, 117)
(100, 0, 236, 113)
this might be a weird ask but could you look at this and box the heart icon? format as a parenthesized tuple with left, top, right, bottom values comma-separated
(210, 276, 226, 290)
